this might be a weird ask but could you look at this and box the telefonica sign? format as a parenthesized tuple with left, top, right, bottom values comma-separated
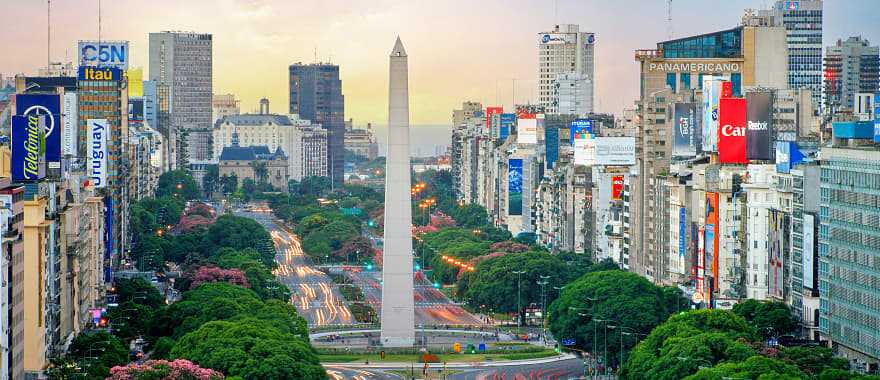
(648, 62, 741, 73)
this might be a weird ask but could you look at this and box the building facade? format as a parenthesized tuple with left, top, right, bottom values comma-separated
(212, 93, 240, 124)
(538, 24, 595, 114)
(288, 63, 344, 184)
(824, 37, 879, 113)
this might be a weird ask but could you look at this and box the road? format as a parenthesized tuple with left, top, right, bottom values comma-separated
(238, 210, 354, 327)
(325, 357, 586, 380)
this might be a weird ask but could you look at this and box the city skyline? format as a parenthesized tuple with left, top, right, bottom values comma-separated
(2, 0, 878, 127)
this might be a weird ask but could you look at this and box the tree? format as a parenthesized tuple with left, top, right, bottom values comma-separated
(150, 283, 265, 339)
(188, 266, 250, 289)
(298, 176, 333, 197)
(621, 310, 759, 380)
(221, 173, 238, 194)
(778, 346, 849, 376)
(548, 270, 683, 369)
(458, 251, 570, 314)
(450, 204, 489, 229)
(67, 331, 129, 380)
(107, 301, 154, 343)
(203, 164, 220, 199)
(157, 170, 200, 200)
(170, 319, 325, 380)
(45, 357, 80, 380)
(113, 277, 164, 309)
(108, 359, 224, 380)
(250, 161, 268, 184)
(684, 355, 805, 380)
(334, 236, 373, 264)
(732, 299, 799, 339)
(204, 215, 275, 267)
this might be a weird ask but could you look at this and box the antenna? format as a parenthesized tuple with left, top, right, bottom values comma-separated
(313, 47, 317, 63)
(98, 0, 102, 43)
(666, 0, 673, 40)
(47, 0, 51, 69)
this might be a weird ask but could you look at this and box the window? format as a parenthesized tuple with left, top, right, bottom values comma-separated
(681, 73, 692, 90)
(667, 73, 677, 93)
(731, 73, 742, 97)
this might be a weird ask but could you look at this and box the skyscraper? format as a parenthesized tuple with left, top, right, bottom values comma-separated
(289, 63, 344, 184)
(824, 36, 879, 112)
(759, 0, 823, 109)
(148, 32, 213, 166)
(537, 24, 595, 114)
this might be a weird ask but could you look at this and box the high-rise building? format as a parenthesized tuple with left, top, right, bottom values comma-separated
(148, 32, 213, 165)
(0, 180, 23, 380)
(758, 0, 823, 109)
(537, 24, 595, 114)
(824, 37, 879, 112)
(819, 142, 880, 371)
(288, 63, 344, 184)
(553, 73, 593, 116)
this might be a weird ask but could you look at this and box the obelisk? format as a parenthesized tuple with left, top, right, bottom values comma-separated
(380, 36, 415, 347)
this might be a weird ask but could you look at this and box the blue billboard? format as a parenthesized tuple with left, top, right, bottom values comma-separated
(570, 119, 593, 144)
(500, 113, 516, 140)
(78, 41, 129, 69)
(10, 115, 46, 181)
(508, 159, 523, 216)
(545, 126, 559, 169)
(775, 141, 805, 173)
(679, 208, 686, 258)
(104, 196, 114, 282)
(874, 92, 880, 143)
(16, 94, 61, 165)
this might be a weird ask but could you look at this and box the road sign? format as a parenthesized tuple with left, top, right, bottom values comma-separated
(562, 338, 576, 346)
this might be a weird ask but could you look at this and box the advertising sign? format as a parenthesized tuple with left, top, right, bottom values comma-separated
(611, 175, 624, 200)
(695, 225, 705, 302)
(768, 210, 787, 299)
(746, 92, 773, 160)
(706, 192, 720, 295)
(803, 213, 816, 290)
(545, 126, 559, 169)
(702, 76, 723, 152)
(775, 141, 804, 173)
(672, 102, 699, 157)
(87, 119, 109, 188)
(721, 81, 733, 98)
(679, 208, 686, 258)
(11, 115, 46, 181)
(595, 137, 636, 165)
(874, 92, 880, 143)
(78, 41, 129, 69)
(517, 117, 538, 144)
(16, 94, 61, 166)
(569, 119, 593, 144)
(574, 134, 595, 166)
(62, 93, 77, 156)
(541, 33, 574, 45)
(508, 159, 523, 216)
(500, 113, 515, 140)
(718, 97, 747, 164)
(78, 66, 122, 81)
(128, 67, 143, 98)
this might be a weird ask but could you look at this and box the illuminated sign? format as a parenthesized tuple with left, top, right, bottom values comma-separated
(62, 93, 77, 156)
(11, 115, 46, 181)
(648, 62, 741, 72)
(16, 94, 61, 166)
(87, 119, 109, 188)
(718, 97, 747, 164)
(541, 33, 574, 45)
(78, 67, 122, 81)
(78, 41, 129, 69)
(611, 176, 624, 200)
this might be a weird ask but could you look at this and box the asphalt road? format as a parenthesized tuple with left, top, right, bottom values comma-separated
(238, 210, 354, 327)
(325, 357, 586, 380)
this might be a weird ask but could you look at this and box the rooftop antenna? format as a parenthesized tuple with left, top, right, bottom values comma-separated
(47, 0, 51, 69)
(98, 0, 102, 43)
(313, 47, 317, 64)
(554, 0, 558, 24)
(666, 0, 673, 40)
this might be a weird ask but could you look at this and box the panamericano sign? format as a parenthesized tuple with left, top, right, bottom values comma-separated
(648, 62, 741, 72)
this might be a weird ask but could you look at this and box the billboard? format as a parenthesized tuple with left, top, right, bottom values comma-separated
(545, 126, 559, 169)
(721, 81, 733, 98)
(128, 67, 143, 98)
(672, 103, 699, 157)
(541, 33, 575, 45)
(507, 159, 523, 216)
(62, 92, 77, 156)
(679, 208, 686, 258)
(746, 92, 773, 160)
(16, 94, 61, 167)
(775, 141, 805, 173)
(500, 113, 515, 140)
(517, 117, 538, 144)
(78, 66, 122, 81)
(718, 97, 747, 164)
(702, 76, 723, 152)
(706, 192, 720, 297)
(11, 115, 46, 181)
(695, 225, 706, 304)
(595, 137, 636, 165)
(87, 119, 109, 188)
(78, 41, 129, 69)
(611, 175, 624, 200)
(768, 210, 788, 299)
(569, 119, 593, 144)
(803, 213, 816, 290)
(874, 92, 880, 143)
(573, 133, 595, 166)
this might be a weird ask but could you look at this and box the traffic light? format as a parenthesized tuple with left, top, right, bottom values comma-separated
(467, 344, 475, 354)
(367, 219, 375, 227)
(366, 263, 373, 271)
(433, 282, 440, 289)
(414, 264, 421, 271)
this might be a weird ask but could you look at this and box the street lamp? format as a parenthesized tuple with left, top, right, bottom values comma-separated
(537, 275, 550, 342)
(512, 270, 525, 328)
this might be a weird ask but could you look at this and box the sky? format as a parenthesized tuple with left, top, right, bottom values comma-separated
(2, 0, 878, 132)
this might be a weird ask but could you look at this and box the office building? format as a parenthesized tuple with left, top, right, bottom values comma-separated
(790, 163, 821, 341)
(553, 73, 593, 116)
(757, 0, 823, 109)
(148, 32, 213, 165)
(537, 24, 595, 114)
(286, 125, 328, 181)
(288, 63, 344, 184)
(22, 197, 49, 377)
(819, 142, 880, 371)
(0, 179, 23, 380)
(212, 93, 240, 124)
(344, 122, 378, 161)
(824, 37, 879, 113)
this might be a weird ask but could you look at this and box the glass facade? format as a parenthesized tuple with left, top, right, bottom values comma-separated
(659, 27, 743, 59)
(818, 151, 880, 360)
(289, 64, 345, 184)
(666, 73, 677, 93)
(680, 73, 691, 91)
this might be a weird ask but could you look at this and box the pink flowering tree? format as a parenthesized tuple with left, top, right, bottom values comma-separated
(188, 266, 250, 290)
(107, 359, 224, 380)
(429, 211, 456, 228)
(489, 241, 529, 253)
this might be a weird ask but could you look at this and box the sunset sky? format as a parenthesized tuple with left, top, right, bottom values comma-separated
(2, 0, 877, 128)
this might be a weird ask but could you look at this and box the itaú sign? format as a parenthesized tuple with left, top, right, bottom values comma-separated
(648, 62, 741, 72)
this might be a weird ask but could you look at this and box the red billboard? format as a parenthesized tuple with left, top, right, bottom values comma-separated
(721, 81, 733, 98)
(611, 175, 624, 200)
(486, 107, 503, 130)
(718, 97, 747, 164)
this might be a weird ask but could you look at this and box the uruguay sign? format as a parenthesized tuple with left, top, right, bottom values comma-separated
(87, 119, 109, 188)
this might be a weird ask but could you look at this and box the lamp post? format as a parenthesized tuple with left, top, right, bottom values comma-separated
(512, 270, 525, 328)
(537, 275, 550, 343)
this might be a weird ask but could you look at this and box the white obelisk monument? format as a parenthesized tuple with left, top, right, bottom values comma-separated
(380, 37, 415, 347)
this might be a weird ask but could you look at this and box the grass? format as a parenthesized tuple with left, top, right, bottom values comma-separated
(318, 349, 559, 363)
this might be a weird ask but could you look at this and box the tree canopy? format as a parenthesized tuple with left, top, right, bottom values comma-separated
(732, 299, 799, 339)
(156, 170, 201, 200)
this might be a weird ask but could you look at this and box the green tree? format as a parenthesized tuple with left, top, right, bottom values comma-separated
(250, 161, 268, 184)
(204, 215, 275, 266)
(621, 310, 759, 380)
(45, 357, 80, 380)
(67, 331, 129, 379)
(778, 346, 849, 376)
(684, 355, 805, 380)
(298, 176, 333, 197)
(548, 270, 682, 368)
(213, 248, 290, 301)
(458, 251, 570, 314)
(170, 319, 325, 380)
(203, 164, 220, 199)
(221, 173, 238, 194)
(107, 301, 155, 343)
(732, 299, 799, 338)
(150, 282, 264, 339)
(334, 236, 373, 264)
(113, 277, 164, 309)
(450, 204, 489, 229)
(156, 170, 200, 200)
